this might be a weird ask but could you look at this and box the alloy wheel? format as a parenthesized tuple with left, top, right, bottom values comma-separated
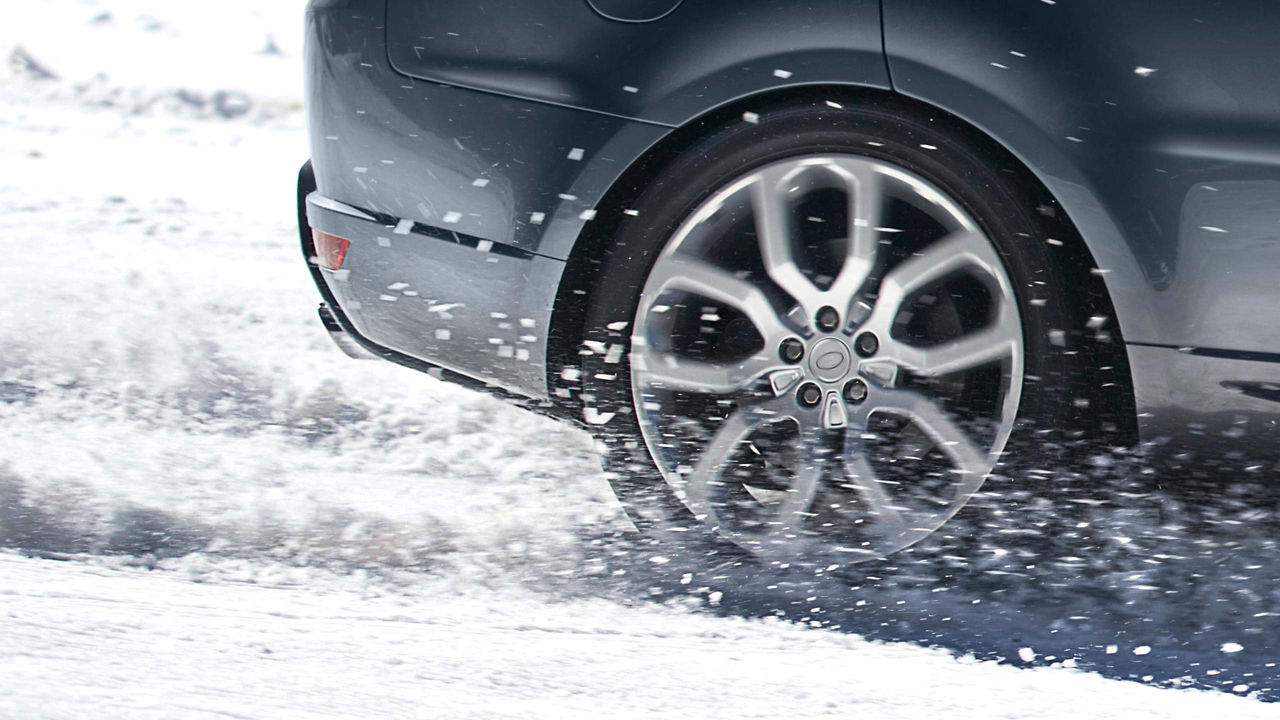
(629, 154, 1023, 560)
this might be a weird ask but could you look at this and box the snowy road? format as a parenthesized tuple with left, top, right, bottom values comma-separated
(2, 1, 1279, 717)
(5, 552, 1277, 720)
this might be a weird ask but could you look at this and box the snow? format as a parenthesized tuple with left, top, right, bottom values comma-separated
(4, 553, 1277, 720)
(0, 0, 1277, 716)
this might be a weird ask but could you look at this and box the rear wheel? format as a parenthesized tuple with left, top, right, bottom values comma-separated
(580, 96, 1097, 565)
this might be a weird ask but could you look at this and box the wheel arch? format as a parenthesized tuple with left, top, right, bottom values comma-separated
(547, 84, 1138, 444)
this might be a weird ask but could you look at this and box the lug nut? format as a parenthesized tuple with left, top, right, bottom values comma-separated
(797, 382, 822, 407)
(844, 378, 869, 404)
(816, 306, 840, 332)
(855, 332, 879, 357)
(779, 337, 805, 364)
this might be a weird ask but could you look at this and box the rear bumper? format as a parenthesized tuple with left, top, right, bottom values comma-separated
(296, 162, 561, 414)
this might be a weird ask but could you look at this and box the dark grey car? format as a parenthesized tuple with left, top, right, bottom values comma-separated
(298, 0, 1280, 563)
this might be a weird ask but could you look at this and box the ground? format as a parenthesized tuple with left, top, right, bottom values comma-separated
(0, 1, 1276, 717)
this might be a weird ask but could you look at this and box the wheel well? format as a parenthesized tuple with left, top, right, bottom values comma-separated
(546, 84, 1138, 445)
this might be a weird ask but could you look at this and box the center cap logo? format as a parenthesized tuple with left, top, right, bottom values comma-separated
(808, 337, 851, 383)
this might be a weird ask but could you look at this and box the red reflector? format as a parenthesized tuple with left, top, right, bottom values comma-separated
(313, 230, 350, 270)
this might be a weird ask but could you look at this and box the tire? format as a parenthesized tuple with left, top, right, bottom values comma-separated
(579, 93, 1113, 567)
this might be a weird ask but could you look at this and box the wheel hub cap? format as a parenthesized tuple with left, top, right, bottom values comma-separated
(808, 337, 852, 383)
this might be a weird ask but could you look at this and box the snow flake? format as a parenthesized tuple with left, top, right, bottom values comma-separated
(558, 193, 578, 201)
(773, 69, 793, 79)
(567, 147, 585, 161)
(471, 178, 490, 187)
(442, 211, 462, 224)
(1222, 642, 1244, 653)
(476, 240, 493, 252)
(583, 407, 616, 425)
(435, 328, 451, 340)
(376, 236, 391, 247)
(393, 218, 413, 235)
(529, 212, 546, 225)
(1200, 225, 1228, 233)
(1134, 66, 1157, 77)
(1133, 645, 1151, 656)
(1018, 648, 1036, 663)
(622, 85, 639, 93)
(825, 100, 843, 108)
(579, 209, 597, 221)
(742, 111, 760, 124)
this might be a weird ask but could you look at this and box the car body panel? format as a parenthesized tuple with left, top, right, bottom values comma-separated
(304, 0, 673, 397)
(305, 2, 669, 261)
(882, 0, 1280, 451)
(384, 0, 887, 126)
(302, 0, 1280, 454)
(884, 0, 1280, 355)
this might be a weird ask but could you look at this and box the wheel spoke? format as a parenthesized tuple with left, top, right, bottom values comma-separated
(827, 165, 885, 307)
(764, 436, 823, 540)
(870, 389, 991, 480)
(840, 451, 909, 537)
(870, 229, 1001, 328)
(751, 167, 818, 305)
(645, 254, 791, 341)
(892, 311, 1019, 377)
(681, 407, 760, 515)
(633, 344, 777, 394)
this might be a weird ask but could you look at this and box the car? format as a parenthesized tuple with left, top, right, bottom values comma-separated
(297, 0, 1280, 563)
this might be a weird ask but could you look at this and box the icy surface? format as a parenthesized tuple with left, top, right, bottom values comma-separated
(0, 0, 1277, 716)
